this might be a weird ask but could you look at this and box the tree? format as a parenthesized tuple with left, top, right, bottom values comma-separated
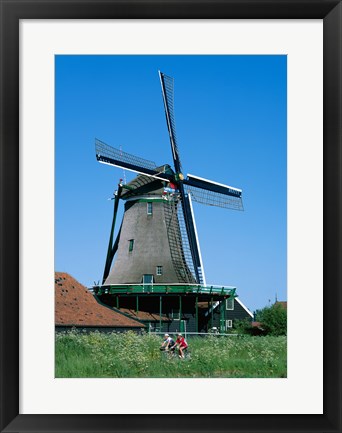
(255, 304, 287, 336)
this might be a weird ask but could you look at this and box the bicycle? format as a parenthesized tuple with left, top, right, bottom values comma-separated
(178, 347, 191, 360)
(160, 346, 176, 359)
(169, 344, 191, 360)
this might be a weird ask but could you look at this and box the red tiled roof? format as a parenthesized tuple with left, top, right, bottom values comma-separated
(275, 301, 287, 310)
(251, 321, 262, 328)
(55, 272, 144, 328)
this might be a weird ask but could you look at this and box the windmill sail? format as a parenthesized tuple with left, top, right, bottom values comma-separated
(187, 193, 206, 286)
(177, 190, 202, 283)
(95, 138, 172, 182)
(183, 174, 243, 210)
(159, 71, 182, 174)
(163, 198, 197, 284)
(159, 71, 206, 284)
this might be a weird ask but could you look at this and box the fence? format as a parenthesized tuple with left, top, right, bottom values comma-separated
(149, 331, 240, 338)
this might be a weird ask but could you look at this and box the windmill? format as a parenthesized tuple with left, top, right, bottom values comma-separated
(94, 72, 243, 334)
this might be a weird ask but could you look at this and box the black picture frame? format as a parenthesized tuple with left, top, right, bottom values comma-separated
(0, 1, 341, 432)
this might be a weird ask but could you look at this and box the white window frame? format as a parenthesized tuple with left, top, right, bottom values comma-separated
(147, 202, 153, 215)
(226, 319, 233, 329)
(156, 266, 163, 276)
(226, 298, 234, 310)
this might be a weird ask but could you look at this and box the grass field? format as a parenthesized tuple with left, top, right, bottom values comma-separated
(55, 330, 286, 378)
(55, 331, 287, 378)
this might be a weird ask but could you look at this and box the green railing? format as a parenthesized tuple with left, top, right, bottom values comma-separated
(93, 284, 237, 297)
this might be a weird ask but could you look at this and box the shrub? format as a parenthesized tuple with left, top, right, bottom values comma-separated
(232, 318, 254, 335)
(255, 304, 287, 336)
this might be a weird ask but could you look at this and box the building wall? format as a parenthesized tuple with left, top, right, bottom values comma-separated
(226, 298, 253, 322)
(185, 298, 253, 332)
(210, 298, 253, 331)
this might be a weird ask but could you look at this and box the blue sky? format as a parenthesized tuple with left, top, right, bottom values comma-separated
(55, 55, 287, 313)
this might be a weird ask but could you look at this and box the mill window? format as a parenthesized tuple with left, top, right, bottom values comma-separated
(128, 239, 134, 252)
(226, 319, 233, 329)
(156, 266, 163, 276)
(226, 298, 234, 310)
(147, 202, 153, 215)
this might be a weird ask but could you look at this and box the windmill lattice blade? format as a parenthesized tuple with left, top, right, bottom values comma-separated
(95, 139, 171, 181)
(176, 183, 204, 284)
(176, 200, 200, 283)
(163, 199, 197, 284)
(159, 72, 182, 174)
(184, 184, 244, 211)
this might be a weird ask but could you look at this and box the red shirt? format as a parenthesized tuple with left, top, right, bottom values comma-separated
(176, 336, 188, 349)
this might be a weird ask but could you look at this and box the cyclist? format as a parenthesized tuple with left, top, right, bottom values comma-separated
(171, 333, 188, 358)
(160, 333, 175, 352)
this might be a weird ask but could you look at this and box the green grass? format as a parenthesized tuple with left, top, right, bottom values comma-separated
(55, 330, 287, 378)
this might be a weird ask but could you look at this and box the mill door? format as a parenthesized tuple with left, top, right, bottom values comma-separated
(143, 274, 154, 291)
